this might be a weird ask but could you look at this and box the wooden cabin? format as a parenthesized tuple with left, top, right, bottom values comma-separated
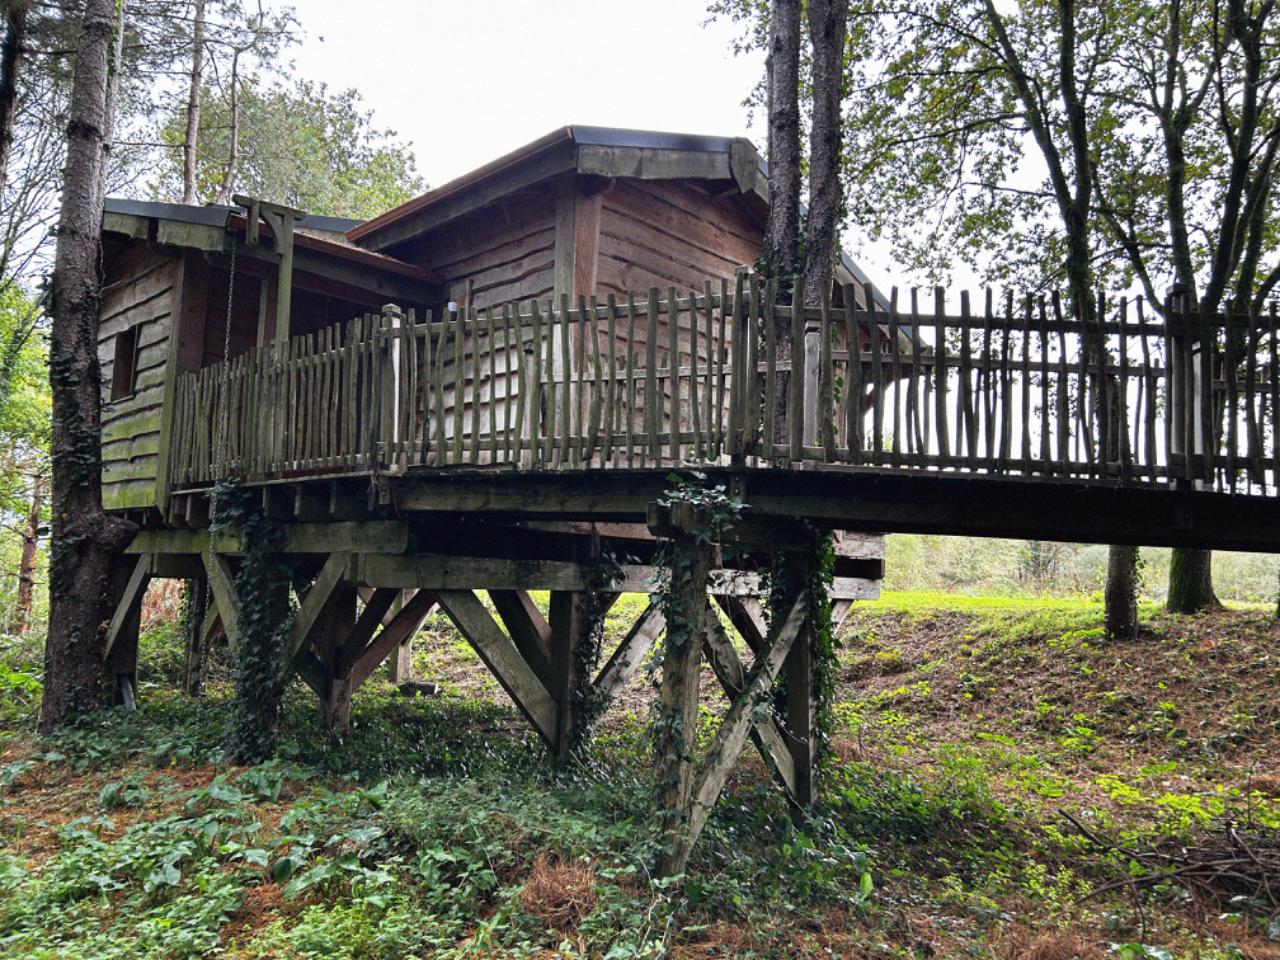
(98, 126, 889, 517)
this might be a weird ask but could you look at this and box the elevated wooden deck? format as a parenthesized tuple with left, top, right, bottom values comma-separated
(161, 278, 1280, 550)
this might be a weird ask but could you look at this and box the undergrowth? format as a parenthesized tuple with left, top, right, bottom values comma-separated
(0, 593, 1277, 958)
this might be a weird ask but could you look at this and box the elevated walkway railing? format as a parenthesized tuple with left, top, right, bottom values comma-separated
(167, 276, 1280, 496)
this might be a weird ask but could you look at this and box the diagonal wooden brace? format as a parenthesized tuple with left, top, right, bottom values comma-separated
(435, 589, 557, 747)
(349, 590, 437, 690)
(658, 591, 807, 877)
(103, 555, 151, 662)
(701, 605, 798, 803)
(593, 599, 665, 702)
(283, 553, 349, 665)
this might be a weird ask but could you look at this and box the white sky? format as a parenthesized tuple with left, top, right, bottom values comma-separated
(289, 0, 766, 193)
(285, 0, 907, 284)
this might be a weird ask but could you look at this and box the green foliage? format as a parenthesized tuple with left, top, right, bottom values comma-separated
(209, 480, 293, 765)
(155, 78, 424, 219)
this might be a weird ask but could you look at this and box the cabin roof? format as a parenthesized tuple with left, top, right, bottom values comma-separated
(104, 197, 362, 236)
(344, 124, 885, 305)
(101, 197, 443, 305)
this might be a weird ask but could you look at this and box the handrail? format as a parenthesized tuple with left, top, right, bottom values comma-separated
(166, 276, 1280, 497)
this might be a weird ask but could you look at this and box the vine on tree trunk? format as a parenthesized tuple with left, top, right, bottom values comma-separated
(210, 479, 294, 764)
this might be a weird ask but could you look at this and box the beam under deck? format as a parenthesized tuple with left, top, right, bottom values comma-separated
(379, 466, 1280, 553)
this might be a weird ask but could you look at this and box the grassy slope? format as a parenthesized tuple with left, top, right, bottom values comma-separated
(0, 594, 1278, 959)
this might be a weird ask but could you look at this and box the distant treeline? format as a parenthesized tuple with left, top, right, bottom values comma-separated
(885, 535, 1278, 604)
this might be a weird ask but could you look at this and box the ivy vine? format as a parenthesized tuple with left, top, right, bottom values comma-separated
(566, 543, 626, 758)
(209, 479, 295, 765)
(647, 473, 744, 813)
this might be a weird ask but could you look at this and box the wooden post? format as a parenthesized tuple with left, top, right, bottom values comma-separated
(802, 309, 821, 450)
(548, 590, 588, 762)
(182, 576, 210, 696)
(654, 521, 712, 877)
(315, 582, 358, 731)
(385, 589, 414, 683)
(780, 544, 818, 808)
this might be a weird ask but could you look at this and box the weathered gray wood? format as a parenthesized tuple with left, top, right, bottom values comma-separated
(127, 521, 408, 557)
(201, 551, 243, 647)
(284, 553, 349, 664)
(593, 599, 665, 701)
(102, 555, 151, 661)
(489, 589, 554, 687)
(655, 527, 711, 877)
(350, 589, 437, 690)
(434, 589, 557, 745)
(354, 552, 656, 593)
(701, 606, 798, 800)
(659, 590, 806, 877)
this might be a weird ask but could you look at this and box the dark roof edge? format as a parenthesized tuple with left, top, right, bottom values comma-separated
(103, 197, 362, 233)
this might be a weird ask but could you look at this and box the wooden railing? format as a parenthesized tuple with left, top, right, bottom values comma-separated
(167, 276, 1280, 496)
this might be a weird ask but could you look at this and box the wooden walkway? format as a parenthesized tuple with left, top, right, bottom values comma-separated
(164, 276, 1280, 549)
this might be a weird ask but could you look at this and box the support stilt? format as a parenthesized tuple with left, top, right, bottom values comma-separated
(182, 577, 210, 696)
(548, 590, 588, 762)
(781, 547, 818, 809)
(315, 583, 357, 731)
(655, 527, 712, 877)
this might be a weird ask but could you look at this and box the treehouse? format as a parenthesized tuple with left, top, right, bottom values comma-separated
(98, 127, 891, 516)
(92, 127, 1280, 853)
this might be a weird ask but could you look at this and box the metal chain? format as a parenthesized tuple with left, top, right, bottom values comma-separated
(201, 228, 240, 654)
(213, 232, 238, 485)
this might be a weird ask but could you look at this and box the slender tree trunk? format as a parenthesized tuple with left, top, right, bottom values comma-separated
(801, 0, 849, 307)
(212, 48, 239, 206)
(181, 0, 205, 205)
(1167, 547, 1219, 613)
(0, 0, 27, 193)
(763, 0, 801, 445)
(763, 0, 802, 287)
(40, 0, 135, 733)
(1104, 544, 1139, 639)
(15, 473, 42, 634)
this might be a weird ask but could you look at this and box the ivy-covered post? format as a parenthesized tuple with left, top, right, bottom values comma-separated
(774, 531, 836, 811)
(780, 546, 817, 807)
(182, 578, 210, 696)
(209, 480, 294, 765)
(652, 504, 713, 877)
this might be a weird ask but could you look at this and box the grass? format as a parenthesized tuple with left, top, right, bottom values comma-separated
(1, 592, 1279, 958)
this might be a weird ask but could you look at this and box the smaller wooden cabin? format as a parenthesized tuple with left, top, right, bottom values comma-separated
(97, 198, 442, 513)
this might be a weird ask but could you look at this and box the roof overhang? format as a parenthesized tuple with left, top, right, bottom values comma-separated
(102, 198, 443, 305)
(346, 125, 769, 253)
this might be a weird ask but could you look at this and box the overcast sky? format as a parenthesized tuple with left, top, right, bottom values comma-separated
(285, 0, 912, 284)
(289, 0, 766, 191)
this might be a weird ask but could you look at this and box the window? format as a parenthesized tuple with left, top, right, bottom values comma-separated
(110, 326, 140, 401)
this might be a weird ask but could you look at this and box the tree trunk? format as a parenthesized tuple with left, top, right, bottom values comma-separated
(763, 0, 801, 444)
(763, 0, 802, 286)
(181, 0, 205, 205)
(1103, 544, 1139, 639)
(15, 473, 42, 634)
(1167, 547, 1219, 613)
(40, 0, 135, 733)
(0, 0, 28, 193)
(212, 48, 239, 205)
(801, 0, 849, 307)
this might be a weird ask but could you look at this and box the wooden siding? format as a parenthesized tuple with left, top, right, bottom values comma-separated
(99, 246, 180, 510)
(595, 180, 759, 298)
(401, 189, 558, 311)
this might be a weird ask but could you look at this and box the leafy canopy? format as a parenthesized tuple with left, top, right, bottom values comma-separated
(156, 77, 425, 220)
